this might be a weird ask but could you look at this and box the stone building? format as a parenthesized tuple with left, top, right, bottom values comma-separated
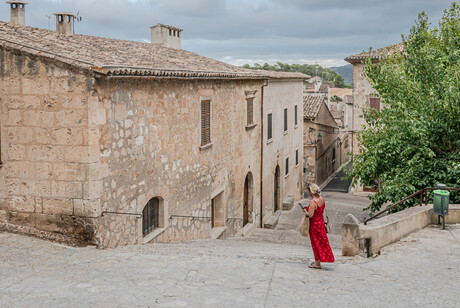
(303, 95, 346, 188)
(261, 77, 305, 227)
(345, 42, 403, 191)
(0, 7, 307, 247)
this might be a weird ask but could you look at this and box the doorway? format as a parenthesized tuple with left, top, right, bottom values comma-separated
(274, 165, 280, 212)
(243, 172, 253, 226)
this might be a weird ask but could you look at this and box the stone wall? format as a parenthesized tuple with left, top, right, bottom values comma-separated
(93, 77, 264, 247)
(262, 79, 303, 222)
(0, 48, 99, 242)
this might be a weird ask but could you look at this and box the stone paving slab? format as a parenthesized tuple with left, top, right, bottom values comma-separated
(1, 224, 459, 307)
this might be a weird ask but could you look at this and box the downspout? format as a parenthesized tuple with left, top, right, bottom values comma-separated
(260, 80, 268, 228)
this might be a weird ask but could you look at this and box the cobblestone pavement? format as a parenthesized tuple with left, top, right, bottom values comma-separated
(1, 193, 459, 307)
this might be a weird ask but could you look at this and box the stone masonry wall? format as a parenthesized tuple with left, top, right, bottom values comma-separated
(262, 80, 303, 222)
(93, 78, 263, 247)
(0, 48, 101, 242)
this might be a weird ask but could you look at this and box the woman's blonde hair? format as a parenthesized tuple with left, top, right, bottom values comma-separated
(308, 184, 321, 196)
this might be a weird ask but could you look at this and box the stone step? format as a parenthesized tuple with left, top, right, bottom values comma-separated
(264, 210, 282, 229)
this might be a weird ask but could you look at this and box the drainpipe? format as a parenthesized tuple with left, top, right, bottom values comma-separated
(260, 80, 268, 228)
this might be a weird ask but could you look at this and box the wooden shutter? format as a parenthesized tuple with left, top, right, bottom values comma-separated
(370, 97, 381, 111)
(247, 98, 254, 125)
(284, 108, 288, 132)
(201, 100, 211, 146)
(267, 113, 272, 140)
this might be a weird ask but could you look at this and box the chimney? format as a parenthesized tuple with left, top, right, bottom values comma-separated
(6, 1, 28, 26)
(150, 24, 182, 49)
(54, 12, 74, 35)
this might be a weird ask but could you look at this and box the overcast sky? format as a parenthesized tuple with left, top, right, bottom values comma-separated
(0, 0, 454, 67)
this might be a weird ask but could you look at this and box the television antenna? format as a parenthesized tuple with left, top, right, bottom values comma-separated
(72, 11, 83, 34)
(46, 15, 51, 30)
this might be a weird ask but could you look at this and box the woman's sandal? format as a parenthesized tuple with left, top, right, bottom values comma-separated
(308, 262, 321, 269)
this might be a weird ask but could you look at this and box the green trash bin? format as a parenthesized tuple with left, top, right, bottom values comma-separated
(433, 189, 449, 229)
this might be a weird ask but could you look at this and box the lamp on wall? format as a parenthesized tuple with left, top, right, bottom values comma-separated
(317, 133, 322, 143)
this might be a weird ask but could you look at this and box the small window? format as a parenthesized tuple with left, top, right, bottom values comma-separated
(284, 108, 288, 132)
(169, 29, 172, 36)
(20, 4, 24, 9)
(142, 198, 159, 236)
(247, 98, 254, 125)
(12, 3, 17, 9)
(294, 105, 298, 126)
(370, 97, 381, 111)
(67, 15, 71, 23)
(285, 158, 289, 176)
(201, 99, 211, 146)
(58, 15, 63, 22)
(267, 113, 273, 140)
(296, 149, 299, 166)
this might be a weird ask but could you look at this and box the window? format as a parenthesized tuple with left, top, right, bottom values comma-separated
(247, 98, 254, 125)
(285, 158, 289, 176)
(142, 198, 159, 236)
(267, 113, 273, 140)
(284, 108, 288, 132)
(201, 99, 211, 146)
(370, 97, 381, 111)
(58, 14, 63, 22)
(296, 149, 299, 166)
(294, 105, 298, 126)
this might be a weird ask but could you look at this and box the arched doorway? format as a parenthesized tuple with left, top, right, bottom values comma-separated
(142, 197, 160, 237)
(243, 172, 253, 226)
(274, 165, 280, 212)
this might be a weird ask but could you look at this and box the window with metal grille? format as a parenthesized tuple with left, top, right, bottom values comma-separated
(201, 99, 211, 146)
(294, 105, 298, 126)
(285, 157, 289, 176)
(247, 98, 254, 125)
(142, 198, 159, 237)
(370, 97, 381, 111)
(284, 108, 288, 132)
(296, 149, 299, 166)
(267, 113, 273, 140)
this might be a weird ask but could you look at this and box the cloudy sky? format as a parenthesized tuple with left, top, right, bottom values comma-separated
(0, 0, 454, 67)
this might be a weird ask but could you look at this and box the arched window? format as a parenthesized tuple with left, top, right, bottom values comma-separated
(142, 197, 160, 236)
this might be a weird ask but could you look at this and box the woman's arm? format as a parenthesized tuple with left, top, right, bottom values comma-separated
(304, 201, 317, 218)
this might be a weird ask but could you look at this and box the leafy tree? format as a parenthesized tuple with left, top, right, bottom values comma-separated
(330, 95, 343, 102)
(351, 3, 460, 214)
(241, 62, 348, 87)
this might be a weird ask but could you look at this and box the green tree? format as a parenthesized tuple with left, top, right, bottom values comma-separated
(241, 62, 348, 87)
(330, 95, 343, 102)
(351, 3, 460, 214)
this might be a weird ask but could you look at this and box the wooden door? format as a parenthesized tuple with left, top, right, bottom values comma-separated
(243, 176, 249, 226)
(274, 166, 280, 212)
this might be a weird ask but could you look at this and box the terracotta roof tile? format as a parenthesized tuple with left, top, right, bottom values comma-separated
(0, 22, 308, 80)
(345, 42, 404, 63)
(303, 95, 327, 119)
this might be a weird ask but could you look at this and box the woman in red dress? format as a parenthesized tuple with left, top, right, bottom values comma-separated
(303, 184, 335, 269)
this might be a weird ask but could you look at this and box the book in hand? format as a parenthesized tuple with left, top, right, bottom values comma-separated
(298, 202, 306, 210)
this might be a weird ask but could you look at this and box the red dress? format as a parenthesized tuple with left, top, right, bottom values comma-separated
(307, 199, 335, 263)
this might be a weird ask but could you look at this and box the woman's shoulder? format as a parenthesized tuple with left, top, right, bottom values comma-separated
(316, 197, 325, 207)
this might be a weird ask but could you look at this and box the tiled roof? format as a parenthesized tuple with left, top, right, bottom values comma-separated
(303, 95, 327, 119)
(345, 42, 404, 63)
(0, 22, 308, 80)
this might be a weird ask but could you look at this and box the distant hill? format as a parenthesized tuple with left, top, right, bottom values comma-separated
(330, 64, 353, 86)
(241, 62, 347, 87)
